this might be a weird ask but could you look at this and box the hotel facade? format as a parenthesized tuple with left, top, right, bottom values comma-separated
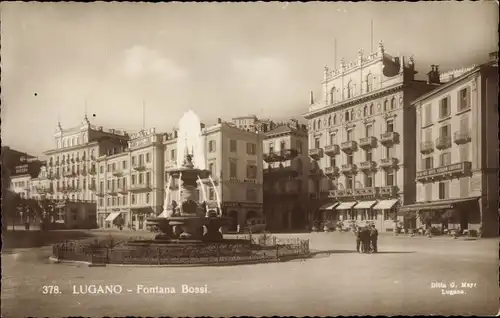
(43, 116, 129, 228)
(96, 128, 165, 230)
(303, 42, 438, 232)
(262, 119, 310, 231)
(402, 56, 498, 237)
(163, 118, 265, 232)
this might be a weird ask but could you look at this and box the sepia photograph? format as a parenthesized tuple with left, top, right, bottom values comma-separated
(1, 1, 498, 316)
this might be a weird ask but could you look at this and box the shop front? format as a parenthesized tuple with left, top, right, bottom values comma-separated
(372, 199, 400, 232)
(399, 197, 480, 233)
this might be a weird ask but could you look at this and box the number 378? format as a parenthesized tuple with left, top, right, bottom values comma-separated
(42, 285, 61, 294)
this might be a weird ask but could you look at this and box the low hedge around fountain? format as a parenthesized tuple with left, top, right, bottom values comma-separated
(51, 234, 310, 266)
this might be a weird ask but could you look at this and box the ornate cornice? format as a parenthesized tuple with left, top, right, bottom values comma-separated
(362, 118, 376, 125)
(344, 123, 356, 130)
(304, 83, 404, 119)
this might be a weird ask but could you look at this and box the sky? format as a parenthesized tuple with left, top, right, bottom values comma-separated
(1, 2, 498, 157)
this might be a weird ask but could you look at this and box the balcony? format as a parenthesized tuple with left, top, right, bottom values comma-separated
(129, 183, 152, 192)
(340, 141, 358, 153)
(117, 187, 128, 194)
(263, 149, 298, 163)
(95, 190, 106, 197)
(453, 130, 471, 145)
(37, 187, 53, 194)
(88, 184, 97, 191)
(380, 132, 399, 145)
(359, 161, 376, 171)
(264, 166, 298, 179)
(324, 166, 340, 177)
(107, 189, 118, 196)
(113, 170, 123, 177)
(354, 187, 379, 197)
(379, 185, 397, 197)
(341, 164, 357, 174)
(435, 136, 452, 150)
(308, 148, 324, 160)
(359, 136, 377, 149)
(329, 188, 355, 198)
(324, 144, 340, 156)
(416, 161, 472, 183)
(420, 141, 434, 154)
(379, 157, 398, 169)
(88, 168, 97, 175)
(133, 163, 147, 171)
(63, 171, 74, 177)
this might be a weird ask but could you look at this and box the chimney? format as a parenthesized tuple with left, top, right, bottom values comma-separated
(200, 123, 205, 129)
(217, 118, 222, 124)
(489, 51, 498, 61)
(174, 130, 178, 138)
(310, 91, 314, 105)
(427, 65, 441, 84)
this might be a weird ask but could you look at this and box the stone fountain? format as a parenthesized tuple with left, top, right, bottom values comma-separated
(146, 110, 229, 242)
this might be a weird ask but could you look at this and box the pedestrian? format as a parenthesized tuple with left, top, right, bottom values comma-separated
(355, 226, 362, 253)
(358, 227, 366, 253)
(370, 224, 379, 253)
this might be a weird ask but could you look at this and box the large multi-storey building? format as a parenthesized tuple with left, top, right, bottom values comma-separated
(263, 119, 309, 231)
(96, 128, 165, 230)
(43, 116, 129, 227)
(163, 118, 264, 232)
(303, 41, 439, 232)
(401, 54, 498, 237)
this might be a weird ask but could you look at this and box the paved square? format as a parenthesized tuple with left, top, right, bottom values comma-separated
(2, 231, 498, 316)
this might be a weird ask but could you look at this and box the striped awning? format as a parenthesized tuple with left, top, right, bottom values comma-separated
(320, 202, 339, 210)
(353, 201, 377, 210)
(336, 201, 357, 210)
(373, 199, 399, 210)
(105, 211, 121, 222)
(399, 197, 479, 213)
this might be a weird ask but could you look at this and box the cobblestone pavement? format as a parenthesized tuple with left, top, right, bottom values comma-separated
(1, 231, 498, 316)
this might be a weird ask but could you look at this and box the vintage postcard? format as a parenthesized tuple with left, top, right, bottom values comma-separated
(1, 2, 498, 317)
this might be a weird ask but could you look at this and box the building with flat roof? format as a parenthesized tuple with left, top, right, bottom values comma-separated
(303, 41, 439, 232)
(96, 128, 165, 230)
(402, 54, 498, 237)
(263, 118, 309, 231)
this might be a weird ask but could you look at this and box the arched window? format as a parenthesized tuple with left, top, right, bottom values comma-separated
(313, 120, 316, 130)
(330, 87, 336, 104)
(391, 97, 396, 110)
(384, 100, 389, 111)
(347, 81, 353, 98)
(333, 115, 337, 125)
(345, 111, 350, 121)
(370, 103, 374, 115)
(328, 116, 332, 126)
(366, 74, 373, 92)
(317, 119, 321, 130)
(363, 106, 368, 117)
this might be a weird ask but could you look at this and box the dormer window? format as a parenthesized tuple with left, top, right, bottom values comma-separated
(330, 87, 336, 104)
(347, 81, 353, 98)
(366, 74, 373, 92)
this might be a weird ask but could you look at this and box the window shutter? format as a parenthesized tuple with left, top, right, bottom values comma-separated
(466, 87, 471, 109)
